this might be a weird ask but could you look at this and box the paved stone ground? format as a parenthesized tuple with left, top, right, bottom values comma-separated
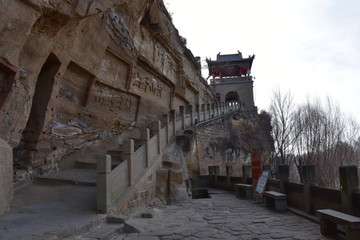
(122, 189, 332, 240)
(0, 183, 103, 240)
(1, 185, 333, 240)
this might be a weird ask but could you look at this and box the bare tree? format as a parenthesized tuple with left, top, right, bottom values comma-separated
(269, 88, 298, 167)
(289, 97, 359, 187)
(269, 90, 360, 188)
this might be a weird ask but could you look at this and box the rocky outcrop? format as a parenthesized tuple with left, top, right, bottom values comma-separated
(183, 111, 273, 178)
(0, 0, 213, 180)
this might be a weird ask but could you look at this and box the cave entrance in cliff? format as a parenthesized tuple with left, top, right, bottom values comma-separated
(225, 91, 239, 102)
(15, 53, 61, 167)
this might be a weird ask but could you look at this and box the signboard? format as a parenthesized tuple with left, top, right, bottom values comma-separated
(255, 171, 270, 194)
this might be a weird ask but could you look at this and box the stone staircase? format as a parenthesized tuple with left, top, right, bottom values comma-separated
(37, 135, 126, 186)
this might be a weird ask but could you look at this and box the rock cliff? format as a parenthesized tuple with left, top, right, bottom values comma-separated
(0, 0, 213, 179)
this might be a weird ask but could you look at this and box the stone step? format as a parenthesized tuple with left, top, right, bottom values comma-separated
(80, 216, 139, 240)
(76, 156, 123, 170)
(84, 223, 124, 240)
(76, 158, 97, 169)
(37, 168, 96, 186)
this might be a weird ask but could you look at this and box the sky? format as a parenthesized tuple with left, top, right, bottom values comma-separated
(164, 0, 360, 122)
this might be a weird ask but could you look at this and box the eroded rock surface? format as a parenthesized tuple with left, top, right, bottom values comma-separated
(0, 0, 212, 179)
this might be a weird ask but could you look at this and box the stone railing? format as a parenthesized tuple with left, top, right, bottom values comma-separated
(210, 76, 253, 84)
(97, 100, 242, 213)
(194, 164, 360, 217)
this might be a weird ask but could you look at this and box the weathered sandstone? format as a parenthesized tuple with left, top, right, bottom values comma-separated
(0, 0, 212, 178)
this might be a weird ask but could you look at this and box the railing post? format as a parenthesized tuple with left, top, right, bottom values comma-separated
(162, 114, 170, 144)
(242, 165, 251, 184)
(207, 103, 211, 119)
(201, 104, 206, 121)
(303, 164, 315, 213)
(218, 102, 221, 116)
(209, 166, 215, 186)
(188, 105, 194, 126)
(170, 109, 176, 136)
(140, 128, 150, 168)
(97, 154, 111, 213)
(152, 120, 162, 154)
(196, 104, 200, 124)
(123, 139, 134, 186)
(226, 165, 233, 189)
(339, 165, 359, 214)
(279, 165, 289, 194)
(214, 102, 218, 117)
(211, 103, 215, 118)
(180, 106, 185, 130)
(214, 165, 220, 188)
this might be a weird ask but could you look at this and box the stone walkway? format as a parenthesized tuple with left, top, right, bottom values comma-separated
(1, 186, 333, 240)
(122, 189, 331, 240)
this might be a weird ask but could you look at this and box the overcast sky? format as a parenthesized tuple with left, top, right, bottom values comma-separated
(164, 0, 360, 121)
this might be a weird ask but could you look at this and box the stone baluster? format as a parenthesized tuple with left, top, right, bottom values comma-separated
(303, 164, 315, 213)
(214, 165, 220, 188)
(226, 165, 233, 189)
(207, 103, 211, 119)
(279, 165, 289, 194)
(152, 120, 161, 154)
(188, 105, 194, 126)
(242, 165, 251, 184)
(208, 166, 215, 186)
(97, 154, 111, 213)
(339, 165, 359, 215)
(162, 114, 170, 144)
(123, 139, 134, 186)
(180, 105, 185, 130)
(201, 104, 206, 121)
(196, 104, 200, 124)
(140, 128, 150, 168)
(170, 109, 176, 136)
(211, 103, 215, 118)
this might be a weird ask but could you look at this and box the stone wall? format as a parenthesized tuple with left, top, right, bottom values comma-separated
(0, 138, 13, 215)
(211, 78, 255, 111)
(0, 0, 213, 178)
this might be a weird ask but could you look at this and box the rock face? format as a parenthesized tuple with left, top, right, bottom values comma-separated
(0, 138, 13, 215)
(0, 0, 213, 178)
(184, 111, 273, 178)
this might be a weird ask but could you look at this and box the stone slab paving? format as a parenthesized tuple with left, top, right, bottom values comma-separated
(123, 190, 331, 240)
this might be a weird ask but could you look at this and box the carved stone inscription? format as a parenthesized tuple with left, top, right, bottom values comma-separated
(137, 28, 178, 84)
(152, 42, 178, 83)
(60, 62, 93, 106)
(131, 65, 172, 108)
(89, 82, 138, 122)
(98, 50, 130, 90)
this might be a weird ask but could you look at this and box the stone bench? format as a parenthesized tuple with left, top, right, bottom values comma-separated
(263, 191, 287, 212)
(235, 184, 253, 199)
(316, 209, 360, 240)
